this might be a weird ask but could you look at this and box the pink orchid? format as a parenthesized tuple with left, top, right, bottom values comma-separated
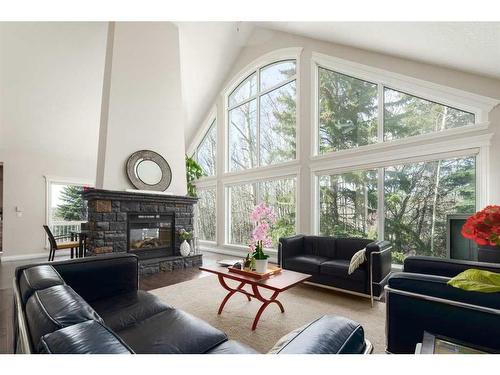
(249, 202, 277, 250)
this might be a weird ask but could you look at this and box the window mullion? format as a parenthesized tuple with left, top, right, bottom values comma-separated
(377, 167, 385, 241)
(377, 84, 384, 143)
(256, 68, 261, 168)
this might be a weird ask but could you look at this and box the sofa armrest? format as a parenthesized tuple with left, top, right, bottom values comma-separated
(278, 235, 304, 267)
(51, 253, 139, 302)
(386, 272, 500, 353)
(388, 272, 500, 311)
(403, 256, 500, 278)
(268, 315, 370, 354)
(366, 240, 392, 282)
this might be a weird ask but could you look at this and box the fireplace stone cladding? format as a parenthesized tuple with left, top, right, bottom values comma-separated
(82, 189, 197, 257)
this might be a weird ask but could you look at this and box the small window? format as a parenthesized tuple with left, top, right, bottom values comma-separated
(196, 120, 217, 176)
(318, 68, 378, 154)
(384, 88, 476, 141)
(47, 180, 90, 241)
(195, 188, 216, 242)
(229, 73, 257, 108)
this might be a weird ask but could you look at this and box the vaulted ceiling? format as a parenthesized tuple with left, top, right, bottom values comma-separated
(177, 22, 500, 146)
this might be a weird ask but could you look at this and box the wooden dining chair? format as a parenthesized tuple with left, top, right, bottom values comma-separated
(43, 225, 79, 261)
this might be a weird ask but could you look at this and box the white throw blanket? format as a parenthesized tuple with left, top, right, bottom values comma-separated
(348, 248, 366, 275)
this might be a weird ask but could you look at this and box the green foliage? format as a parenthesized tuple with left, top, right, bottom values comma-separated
(253, 243, 270, 260)
(55, 185, 85, 221)
(185, 154, 205, 197)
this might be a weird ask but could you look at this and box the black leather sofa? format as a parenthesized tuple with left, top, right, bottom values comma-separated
(13, 253, 374, 354)
(386, 256, 500, 353)
(279, 235, 392, 305)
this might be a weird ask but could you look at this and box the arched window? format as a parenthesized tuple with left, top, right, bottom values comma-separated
(227, 60, 297, 172)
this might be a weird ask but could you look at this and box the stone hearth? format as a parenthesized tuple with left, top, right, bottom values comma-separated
(82, 189, 201, 275)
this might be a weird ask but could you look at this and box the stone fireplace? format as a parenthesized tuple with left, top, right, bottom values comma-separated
(82, 189, 201, 275)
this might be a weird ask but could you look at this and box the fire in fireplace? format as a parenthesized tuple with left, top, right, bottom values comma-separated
(127, 213, 175, 259)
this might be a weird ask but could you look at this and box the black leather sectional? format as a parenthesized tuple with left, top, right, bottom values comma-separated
(386, 256, 500, 353)
(279, 235, 392, 304)
(13, 253, 373, 354)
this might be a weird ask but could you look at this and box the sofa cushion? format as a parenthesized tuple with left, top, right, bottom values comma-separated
(19, 265, 65, 304)
(25, 284, 103, 349)
(39, 320, 134, 354)
(206, 340, 259, 354)
(90, 290, 173, 331)
(268, 315, 367, 354)
(116, 308, 228, 354)
(335, 238, 372, 260)
(285, 255, 329, 274)
(304, 236, 336, 258)
(320, 259, 367, 282)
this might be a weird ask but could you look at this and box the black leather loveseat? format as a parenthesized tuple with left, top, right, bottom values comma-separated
(279, 235, 392, 305)
(13, 253, 373, 354)
(386, 256, 500, 353)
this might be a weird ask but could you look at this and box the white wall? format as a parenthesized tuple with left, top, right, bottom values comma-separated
(0, 22, 107, 258)
(96, 22, 187, 195)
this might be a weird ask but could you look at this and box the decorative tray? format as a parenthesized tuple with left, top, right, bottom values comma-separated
(228, 265, 282, 279)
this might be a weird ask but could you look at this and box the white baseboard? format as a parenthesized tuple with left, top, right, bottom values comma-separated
(0, 249, 71, 262)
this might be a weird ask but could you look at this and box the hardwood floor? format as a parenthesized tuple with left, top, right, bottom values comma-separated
(0, 251, 228, 354)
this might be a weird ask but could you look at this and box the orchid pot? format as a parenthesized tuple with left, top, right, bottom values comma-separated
(254, 259, 269, 273)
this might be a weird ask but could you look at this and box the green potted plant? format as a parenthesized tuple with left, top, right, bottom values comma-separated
(185, 154, 205, 197)
(249, 202, 277, 273)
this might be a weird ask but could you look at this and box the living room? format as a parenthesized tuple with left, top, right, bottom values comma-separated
(1, 0, 500, 373)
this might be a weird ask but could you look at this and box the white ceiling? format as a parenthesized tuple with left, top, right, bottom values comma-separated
(258, 22, 500, 78)
(179, 22, 500, 146)
(176, 22, 254, 146)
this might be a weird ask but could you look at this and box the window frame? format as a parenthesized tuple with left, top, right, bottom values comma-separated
(224, 48, 303, 175)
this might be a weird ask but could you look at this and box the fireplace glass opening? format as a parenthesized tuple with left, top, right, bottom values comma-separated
(128, 213, 174, 259)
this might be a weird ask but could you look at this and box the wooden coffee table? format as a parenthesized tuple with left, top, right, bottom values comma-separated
(199, 265, 311, 330)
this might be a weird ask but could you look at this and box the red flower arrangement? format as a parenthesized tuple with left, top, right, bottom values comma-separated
(461, 205, 500, 246)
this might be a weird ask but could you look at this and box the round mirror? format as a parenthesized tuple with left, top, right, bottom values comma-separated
(126, 150, 172, 191)
(136, 159, 162, 185)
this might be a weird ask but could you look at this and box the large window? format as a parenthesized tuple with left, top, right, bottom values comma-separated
(228, 60, 297, 172)
(318, 155, 476, 264)
(228, 176, 296, 247)
(196, 119, 217, 176)
(318, 66, 476, 154)
(195, 187, 216, 242)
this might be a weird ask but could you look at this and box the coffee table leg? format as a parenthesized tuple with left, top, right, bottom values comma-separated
(251, 284, 285, 330)
(217, 276, 251, 315)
